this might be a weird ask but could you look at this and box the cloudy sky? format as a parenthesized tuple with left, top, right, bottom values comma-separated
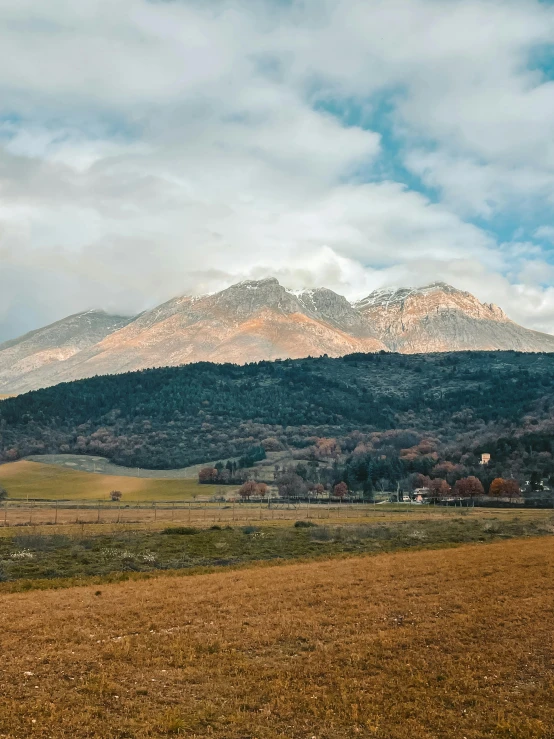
(1, 0, 554, 341)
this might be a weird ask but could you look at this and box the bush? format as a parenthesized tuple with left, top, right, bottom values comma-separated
(294, 520, 318, 528)
(242, 525, 260, 535)
(161, 526, 199, 535)
(0, 485, 7, 501)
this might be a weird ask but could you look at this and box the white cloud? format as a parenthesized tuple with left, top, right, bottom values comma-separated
(535, 226, 554, 243)
(1, 0, 554, 341)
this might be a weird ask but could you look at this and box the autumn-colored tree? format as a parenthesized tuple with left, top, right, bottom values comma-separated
(109, 490, 122, 502)
(334, 481, 348, 499)
(261, 437, 283, 452)
(454, 476, 484, 500)
(501, 479, 520, 502)
(412, 473, 431, 490)
(417, 439, 437, 455)
(198, 467, 218, 484)
(315, 438, 342, 460)
(489, 478, 505, 497)
(256, 482, 269, 498)
(239, 481, 258, 500)
(310, 483, 325, 498)
(428, 478, 451, 498)
(432, 461, 464, 484)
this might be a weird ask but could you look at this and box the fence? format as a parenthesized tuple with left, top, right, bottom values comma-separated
(2, 498, 534, 531)
(0, 499, 455, 528)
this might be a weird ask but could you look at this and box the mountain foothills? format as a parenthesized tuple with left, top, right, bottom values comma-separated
(2, 279, 554, 394)
(1, 351, 554, 491)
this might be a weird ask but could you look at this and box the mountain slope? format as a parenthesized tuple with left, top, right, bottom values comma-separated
(1, 350, 553, 469)
(0, 279, 385, 393)
(0, 310, 133, 394)
(2, 279, 554, 394)
(355, 282, 554, 353)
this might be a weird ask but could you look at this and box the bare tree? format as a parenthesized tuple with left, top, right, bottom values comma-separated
(276, 472, 307, 499)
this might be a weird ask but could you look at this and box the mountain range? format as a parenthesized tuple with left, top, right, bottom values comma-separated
(2, 278, 554, 394)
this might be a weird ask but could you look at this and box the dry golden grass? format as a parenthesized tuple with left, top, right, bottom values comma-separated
(0, 499, 545, 534)
(0, 537, 553, 738)
(0, 460, 227, 501)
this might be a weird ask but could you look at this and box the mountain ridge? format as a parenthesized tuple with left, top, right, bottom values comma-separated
(1, 279, 554, 394)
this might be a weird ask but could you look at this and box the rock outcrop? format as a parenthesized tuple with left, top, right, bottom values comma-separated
(355, 282, 554, 353)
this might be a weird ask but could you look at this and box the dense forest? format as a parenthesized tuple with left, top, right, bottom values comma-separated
(1, 351, 554, 488)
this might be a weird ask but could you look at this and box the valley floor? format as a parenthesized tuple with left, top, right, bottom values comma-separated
(0, 537, 553, 738)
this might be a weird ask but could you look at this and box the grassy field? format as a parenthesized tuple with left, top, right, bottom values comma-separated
(0, 461, 228, 501)
(0, 510, 552, 587)
(1, 497, 551, 533)
(0, 536, 552, 738)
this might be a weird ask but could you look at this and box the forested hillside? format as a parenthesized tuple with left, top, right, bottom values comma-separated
(1, 352, 554, 482)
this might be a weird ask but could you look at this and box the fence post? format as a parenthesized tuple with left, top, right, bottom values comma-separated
(55, 501, 59, 525)
(4, 501, 7, 527)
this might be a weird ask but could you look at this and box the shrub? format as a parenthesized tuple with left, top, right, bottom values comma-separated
(294, 520, 318, 528)
(242, 525, 260, 535)
(161, 526, 199, 535)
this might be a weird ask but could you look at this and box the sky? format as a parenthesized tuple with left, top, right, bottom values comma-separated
(1, 0, 554, 342)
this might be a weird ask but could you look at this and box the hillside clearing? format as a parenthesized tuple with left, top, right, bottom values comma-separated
(0, 537, 553, 738)
(0, 461, 228, 501)
(24, 453, 226, 479)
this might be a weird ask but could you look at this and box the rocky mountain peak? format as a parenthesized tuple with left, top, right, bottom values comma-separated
(211, 277, 301, 319)
(355, 281, 507, 322)
(355, 282, 462, 310)
(2, 277, 554, 395)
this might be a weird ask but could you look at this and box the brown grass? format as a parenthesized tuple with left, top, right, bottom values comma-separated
(0, 499, 546, 534)
(0, 537, 553, 738)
